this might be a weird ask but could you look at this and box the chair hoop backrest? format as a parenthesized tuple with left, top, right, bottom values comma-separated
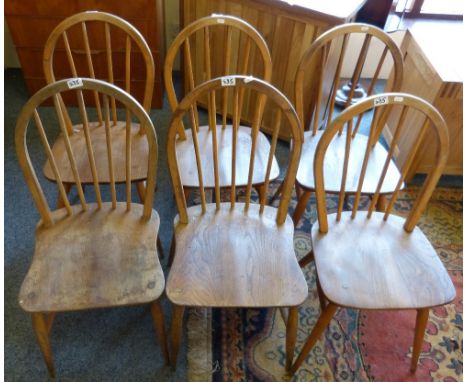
(164, 14, 273, 139)
(314, 93, 449, 234)
(15, 78, 158, 227)
(167, 75, 302, 225)
(295, 23, 404, 135)
(43, 11, 155, 112)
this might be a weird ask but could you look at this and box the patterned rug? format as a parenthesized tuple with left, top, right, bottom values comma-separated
(186, 185, 463, 381)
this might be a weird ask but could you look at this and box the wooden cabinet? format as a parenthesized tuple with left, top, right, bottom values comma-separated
(181, 0, 366, 140)
(384, 22, 462, 176)
(5, 0, 165, 108)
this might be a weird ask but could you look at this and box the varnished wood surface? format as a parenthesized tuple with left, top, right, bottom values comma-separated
(182, 1, 365, 140)
(19, 203, 164, 312)
(166, 203, 308, 307)
(384, 23, 462, 177)
(311, 211, 455, 309)
(43, 121, 149, 184)
(297, 130, 401, 193)
(176, 124, 280, 188)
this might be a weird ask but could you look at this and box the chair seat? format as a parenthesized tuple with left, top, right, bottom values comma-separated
(19, 203, 164, 312)
(43, 121, 149, 184)
(297, 130, 402, 193)
(175, 125, 280, 188)
(166, 203, 308, 307)
(312, 211, 455, 310)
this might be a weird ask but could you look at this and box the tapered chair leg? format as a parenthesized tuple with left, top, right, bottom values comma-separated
(291, 303, 338, 374)
(293, 190, 312, 226)
(286, 306, 298, 371)
(376, 194, 387, 212)
(411, 308, 429, 372)
(254, 184, 266, 202)
(157, 235, 164, 259)
(57, 183, 72, 209)
(170, 304, 185, 370)
(269, 180, 284, 203)
(31, 312, 55, 377)
(316, 278, 327, 312)
(168, 233, 176, 267)
(136, 181, 146, 203)
(299, 249, 315, 268)
(183, 188, 191, 202)
(150, 300, 170, 365)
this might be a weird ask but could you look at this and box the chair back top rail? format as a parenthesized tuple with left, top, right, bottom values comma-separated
(164, 14, 272, 139)
(313, 92, 448, 234)
(43, 11, 155, 115)
(167, 75, 302, 225)
(295, 23, 404, 136)
(15, 78, 158, 227)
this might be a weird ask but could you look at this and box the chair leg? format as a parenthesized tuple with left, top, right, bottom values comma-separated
(157, 235, 164, 259)
(411, 308, 429, 372)
(291, 303, 338, 374)
(136, 181, 146, 203)
(269, 180, 284, 203)
(31, 312, 55, 377)
(254, 184, 266, 202)
(299, 249, 315, 268)
(286, 306, 298, 371)
(293, 190, 312, 226)
(150, 300, 170, 365)
(183, 188, 191, 202)
(57, 183, 72, 209)
(376, 194, 387, 212)
(170, 304, 185, 370)
(168, 233, 176, 267)
(316, 278, 327, 312)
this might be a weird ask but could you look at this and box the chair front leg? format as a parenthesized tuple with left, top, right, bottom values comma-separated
(411, 308, 429, 372)
(136, 181, 146, 203)
(291, 303, 338, 374)
(170, 304, 185, 370)
(150, 300, 170, 365)
(31, 312, 55, 377)
(292, 190, 312, 226)
(286, 306, 298, 371)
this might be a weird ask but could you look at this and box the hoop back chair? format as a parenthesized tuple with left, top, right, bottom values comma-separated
(165, 76, 308, 370)
(291, 23, 404, 226)
(291, 93, 455, 374)
(164, 14, 276, 200)
(15, 78, 167, 376)
(42, 11, 155, 202)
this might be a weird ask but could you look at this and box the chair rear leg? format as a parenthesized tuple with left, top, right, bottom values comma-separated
(254, 184, 266, 202)
(269, 180, 284, 203)
(57, 183, 72, 209)
(291, 303, 338, 374)
(136, 181, 146, 203)
(286, 306, 298, 371)
(31, 312, 55, 377)
(376, 194, 387, 212)
(150, 300, 170, 365)
(293, 190, 312, 226)
(411, 308, 429, 372)
(170, 304, 185, 370)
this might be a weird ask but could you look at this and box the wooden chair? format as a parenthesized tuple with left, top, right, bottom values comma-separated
(291, 93, 455, 374)
(165, 75, 308, 370)
(15, 78, 168, 377)
(42, 11, 155, 203)
(280, 23, 404, 226)
(164, 14, 275, 202)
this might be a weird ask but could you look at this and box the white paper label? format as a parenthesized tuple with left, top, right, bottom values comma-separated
(374, 95, 389, 106)
(217, 18, 225, 24)
(394, 96, 404, 102)
(67, 78, 83, 89)
(361, 26, 369, 31)
(221, 76, 236, 86)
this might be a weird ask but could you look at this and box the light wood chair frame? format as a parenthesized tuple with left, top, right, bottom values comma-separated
(277, 23, 405, 226)
(291, 93, 455, 374)
(42, 10, 155, 203)
(166, 75, 307, 371)
(164, 14, 275, 202)
(15, 78, 167, 377)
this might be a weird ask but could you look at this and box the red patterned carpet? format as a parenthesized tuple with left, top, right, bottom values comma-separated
(186, 186, 462, 381)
